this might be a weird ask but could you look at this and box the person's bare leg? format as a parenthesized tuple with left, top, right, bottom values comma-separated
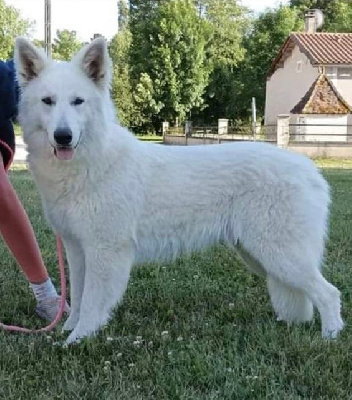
(0, 153, 69, 320)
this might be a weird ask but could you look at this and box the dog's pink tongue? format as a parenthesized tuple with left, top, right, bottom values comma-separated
(55, 148, 74, 161)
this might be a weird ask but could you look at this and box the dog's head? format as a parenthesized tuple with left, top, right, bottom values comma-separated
(14, 37, 113, 161)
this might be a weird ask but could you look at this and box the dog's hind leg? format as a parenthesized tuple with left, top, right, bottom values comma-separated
(267, 276, 313, 323)
(300, 273, 343, 339)
(239, 226, 343, 339)
(236, 242, 313, 323)
(236, 242, 266, 278)
(65, 241, 134, 344)
(61, 238, 86, 332)
(269, 268, 342, 338)
(248, 243, 343, 339)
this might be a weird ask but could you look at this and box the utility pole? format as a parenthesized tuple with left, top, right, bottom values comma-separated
(44, 0, 51, 57)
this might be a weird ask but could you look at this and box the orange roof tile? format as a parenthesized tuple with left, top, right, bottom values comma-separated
(268, 33, 352, 77)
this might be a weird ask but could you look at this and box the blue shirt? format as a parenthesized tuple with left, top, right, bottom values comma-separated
(0, 59, 18, 122)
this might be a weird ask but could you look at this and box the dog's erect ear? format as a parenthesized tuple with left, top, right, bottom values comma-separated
(14, 37, 48, 86)
(72, 37, 111, 89)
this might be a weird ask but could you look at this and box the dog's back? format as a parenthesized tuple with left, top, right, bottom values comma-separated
(135, 141, 329, 264)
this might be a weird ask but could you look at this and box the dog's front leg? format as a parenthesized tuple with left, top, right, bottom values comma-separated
(61, 237, 86, 332)
(65, 240, 134, 344)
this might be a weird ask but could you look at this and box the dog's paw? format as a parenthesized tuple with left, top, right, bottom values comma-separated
(62, 314, 79, 332)
(322, 318, 344, 340)
(64, 322, 96, 344)
(65, 330, 81, 345)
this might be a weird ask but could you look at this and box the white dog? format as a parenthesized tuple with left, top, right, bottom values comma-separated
(14, 38, 343, 344)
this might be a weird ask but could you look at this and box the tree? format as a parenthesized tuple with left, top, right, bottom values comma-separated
(109, 26, 138, 129)
(233, 5, 302, 120)
(129, 0, 167, 82)
(290, 0, 352, 32)
(118, 0, 129, 30)
(0, 0, 31, 60)
(193, 0, 251, 122)
(33, 39, 45, 49)
(142, 0, 212, 125)
(133, 73, 163, 131)
(52, 30, 83, 61)
(202, 0, 249, 69)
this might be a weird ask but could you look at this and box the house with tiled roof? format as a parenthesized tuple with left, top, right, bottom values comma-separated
(264, 11, 352, 142)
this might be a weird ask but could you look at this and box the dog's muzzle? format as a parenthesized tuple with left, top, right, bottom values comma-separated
(53, 128, 75, 161)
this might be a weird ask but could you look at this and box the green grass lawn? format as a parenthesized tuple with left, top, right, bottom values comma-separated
(0, 165, 352, 399)
(135, 134, 163, 143)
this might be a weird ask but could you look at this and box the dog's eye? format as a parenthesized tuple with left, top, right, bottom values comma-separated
(72, 97, 85, 106)
(42, 97, 54, 106)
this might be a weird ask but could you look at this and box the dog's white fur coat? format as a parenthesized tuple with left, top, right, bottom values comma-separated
(14, 38, 343, 343)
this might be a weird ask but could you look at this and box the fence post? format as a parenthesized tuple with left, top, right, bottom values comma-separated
(185, 120, 192, 137)
(185, 120, 192, 145)
(218, 119, 228, 135)
(218, 119, 228, 143)
(162, 121, 169, 141)
(276, 114, 290, 149)
(347, 114, 352, 142)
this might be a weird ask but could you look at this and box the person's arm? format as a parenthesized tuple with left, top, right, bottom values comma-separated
(0, 152, 49, 284)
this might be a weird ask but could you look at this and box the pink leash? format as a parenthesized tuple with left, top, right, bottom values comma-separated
(0, 141, 67, 333)
(0, 236, 67, 333)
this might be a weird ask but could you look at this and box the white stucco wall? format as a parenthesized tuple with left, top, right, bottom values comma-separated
(326, 66, 352, 106)
(264, 46, 320, 126)
(290, 114, 348, 142)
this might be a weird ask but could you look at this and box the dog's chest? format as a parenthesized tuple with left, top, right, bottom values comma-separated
(38, 176, 101, 238)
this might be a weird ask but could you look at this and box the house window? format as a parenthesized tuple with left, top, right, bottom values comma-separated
(338, 67, 352, 79)
(296, 60, 303, 73)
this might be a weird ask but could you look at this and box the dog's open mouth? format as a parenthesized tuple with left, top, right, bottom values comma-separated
(54, 147, 75, 161)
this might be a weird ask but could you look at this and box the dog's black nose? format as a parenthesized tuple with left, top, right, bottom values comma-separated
(54, 128, 72, 146)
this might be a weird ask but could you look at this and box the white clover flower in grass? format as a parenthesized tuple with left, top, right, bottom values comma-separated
(117, 352, 123, 358)
(161, 330, 169, 336)
(246, 375, 259, 380)
(103, 362, 111, 372)
(103, 361, 111, 371)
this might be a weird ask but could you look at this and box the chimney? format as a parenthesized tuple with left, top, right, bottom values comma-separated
(305, 10, 317, 33)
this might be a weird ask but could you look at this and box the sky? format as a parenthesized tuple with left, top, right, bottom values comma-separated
(5, 0, 290, 42)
